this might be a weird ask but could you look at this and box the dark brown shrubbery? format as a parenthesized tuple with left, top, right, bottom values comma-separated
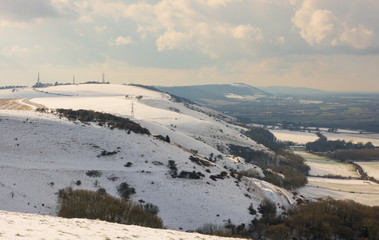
(117, 182, 136, 200)
(229, 144, 309, 189)
(57, 188, 163, 228)
(189, 155, 214, 167)
(198, 198, 379, 240)
(306, 134, 375, 152)
(327, 148, 379, 162)
(55, 109, 150, 135)
(85, 170, 102, 177)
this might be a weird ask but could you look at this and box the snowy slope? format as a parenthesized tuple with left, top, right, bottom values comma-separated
(0, 84, 295, 231)
(30, 84, 268, 156)
(0, 210, 247, 240)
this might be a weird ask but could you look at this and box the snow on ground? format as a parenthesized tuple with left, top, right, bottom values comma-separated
(0, 88, 49, 99)
(298, 177, 379, 207)
(0, 210, 247, 240)
(1, 110, 266, 230)
(297, 151, 379, 206)
(0, 88, 294, 232)
(270, 130, 319, 144)
(324, 132, 379, 146)
(355, 161, 379, 180)
(295, 151, 360, 178)
(271, 129, 379, 146)
(30, 84, 268, 157)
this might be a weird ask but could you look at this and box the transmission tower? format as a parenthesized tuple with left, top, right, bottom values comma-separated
(131, 102, 135, 118)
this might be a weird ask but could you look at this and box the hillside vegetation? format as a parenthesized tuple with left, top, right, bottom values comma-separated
(199, 199, 379, 240)
(306, 133, 375, 152)
(52, 108, 151, 135)
(236, 127, 310, 189)
(58, 188, 163, 228)
(327, 149, 379, 162)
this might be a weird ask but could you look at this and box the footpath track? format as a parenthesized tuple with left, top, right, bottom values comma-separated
(0, 98, 45, 110)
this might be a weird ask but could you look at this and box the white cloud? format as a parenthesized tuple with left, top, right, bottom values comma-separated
(109, 36, 135, 46)
(292, 1, 341, 45)
(95, 25, 108, 32)
(1, 45, 33, 56)
(77, 15, 94, 23)
(156, 31, 192, 51)
(232, 24, 263, 41)
(123, 3, 155, 22)
(292, 0, 378, 49)
(123, 1, 264, 58)
(337, 25, 374, 49)
(205, 0, 241, 8)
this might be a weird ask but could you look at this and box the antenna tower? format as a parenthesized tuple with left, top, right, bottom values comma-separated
(131, 102, 135, 118)
(73, 75, 75, 84)
(37, 72, 40, 83)
(102, 73, 105, 83)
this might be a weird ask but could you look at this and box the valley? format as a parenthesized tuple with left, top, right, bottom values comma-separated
(294, 151, 379, 207)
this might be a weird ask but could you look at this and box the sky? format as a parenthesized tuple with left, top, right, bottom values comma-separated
(0, 0, 378, 92)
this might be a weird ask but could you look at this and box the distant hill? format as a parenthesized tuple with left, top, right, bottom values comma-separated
(259, 86, 328, 96)
(157, 83, 270, 103)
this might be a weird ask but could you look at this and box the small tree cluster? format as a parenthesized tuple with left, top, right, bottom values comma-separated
(167, 160, 178, 177)
(306, 134, 375, 152)
(154, 135, 170, 143)
(189, 155, 213, 167)
(86, 170, 102, 177)
(209, 171, 228, 181)
(57, 188, 163, 228)
(56, 109, 150, 135)
(117, 182, 136, 200)
(177, 171, 205, 179)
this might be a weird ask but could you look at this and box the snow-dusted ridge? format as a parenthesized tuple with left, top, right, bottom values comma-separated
(0, 210, 247, 240)
(0, 84, 294, 231)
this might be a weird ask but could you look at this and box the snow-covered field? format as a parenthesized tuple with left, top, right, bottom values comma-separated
(0, 210, 246, 240)
(271, 129, 379, 146)
(0, 84, 295, 232)
(298, 177, 379, 207)
(295, 151, 360, 178)
(355, 161, 379, 180)
(297, 152, 379, 206)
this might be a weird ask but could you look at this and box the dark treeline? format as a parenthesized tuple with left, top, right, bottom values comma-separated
(232, 127, 309, 189)
(57, 188, 163, 228)
(306, 133, 375, 152)
(0, 85, 26, 89)
(244, 127, 280, 151)
(327, 149, 379, 162)
(199, 198, 379, 240)
(37, 108, 151, 135)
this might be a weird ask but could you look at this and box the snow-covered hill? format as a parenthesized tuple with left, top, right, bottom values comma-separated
(0, 84, 294, 231)
(0, 210, 247, 240)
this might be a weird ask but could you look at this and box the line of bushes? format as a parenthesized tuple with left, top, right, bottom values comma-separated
(326, 148, 379, 162)
(54, 108, 150, 135)
(57, 188, 163, 228)
(306, 133, 375, 152)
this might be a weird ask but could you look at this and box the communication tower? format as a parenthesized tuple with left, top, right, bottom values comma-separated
(131, 102, 135, 118)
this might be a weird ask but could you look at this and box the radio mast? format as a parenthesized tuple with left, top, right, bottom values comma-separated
(131, 102, 135, 118)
